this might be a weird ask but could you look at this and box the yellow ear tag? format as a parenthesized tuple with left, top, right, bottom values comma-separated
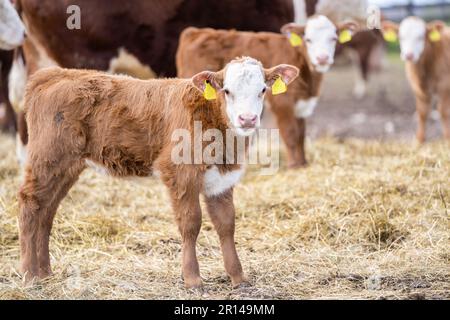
(272, 77, 287, 95)
(289, 32, 303, 47)
(429, 29, 441, 42)
(339, 29, 352, 44)
(203, 81, 217, 100)
(383, 30, 398, 43)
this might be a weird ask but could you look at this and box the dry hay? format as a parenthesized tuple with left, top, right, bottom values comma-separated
(0, 133, 448, 300)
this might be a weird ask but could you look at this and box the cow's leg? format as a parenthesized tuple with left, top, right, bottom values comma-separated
(272, 108, 306, 168)
(296, 117, 307, 166)
(0, 101, 17, 134)
(170, 188, 203, 288)
(0, 50, 16, 134)
(415, 96, 431, 144)
(437, 96, 450, 140)
(19, 162, 83, 282)
(349, 49, 368, 99)
(16, 111, 28, 165)
(205, 190, 246, 287)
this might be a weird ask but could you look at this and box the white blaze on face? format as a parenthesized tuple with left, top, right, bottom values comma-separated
(304, 15, 338, 73)
(0, 0, 25, 50)
(399, 17, 427, 63)
(223, 58, 267, 136)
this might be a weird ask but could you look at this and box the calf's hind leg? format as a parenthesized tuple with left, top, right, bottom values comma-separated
(19, 162, 84, 282)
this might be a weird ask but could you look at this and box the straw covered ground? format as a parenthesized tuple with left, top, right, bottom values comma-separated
(0, 132, 448, 300)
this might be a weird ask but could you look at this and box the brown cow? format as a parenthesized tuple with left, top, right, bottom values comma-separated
(17, 0, 294, 77)
(177, 15, 357, 167)
(18, 57, 299, 288)
(381, 18, 450, 143)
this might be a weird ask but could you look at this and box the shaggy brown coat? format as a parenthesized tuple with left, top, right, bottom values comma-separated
(18, 62, 298, 288)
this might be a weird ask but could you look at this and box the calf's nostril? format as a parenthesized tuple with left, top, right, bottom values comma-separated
(238, 114, 258, 128)
(317, 54, 330, 65)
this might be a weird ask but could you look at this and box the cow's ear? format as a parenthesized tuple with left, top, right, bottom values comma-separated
(381, 21, 400, 43)
(281, 23, 306, 37)
(427, 20, 446, 32)
(381, 20, 399, 33)
(265, 64, 299, 87)
(192, 71, 223, 92)
(337, 20, 359, 34)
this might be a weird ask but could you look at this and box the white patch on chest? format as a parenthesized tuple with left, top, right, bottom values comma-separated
(85, 159, 110, 176)
(16, 133, 28, 167)
(294, 97, 319, 118)
(9, 54, 27, 111)
(203, 166, 245, 197)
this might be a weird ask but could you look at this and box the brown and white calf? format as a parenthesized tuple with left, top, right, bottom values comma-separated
(177, 15, 356, 167)
(294, 0, 386, 99)
(382, 18, 450, 143)
(18, 57, 299, 288)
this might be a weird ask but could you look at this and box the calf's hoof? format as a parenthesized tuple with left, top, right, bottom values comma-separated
(288, 161, 308, 169)
(184, 276, 203, 290)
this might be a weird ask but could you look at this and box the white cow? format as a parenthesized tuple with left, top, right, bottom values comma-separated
(0, 0, 25, 50)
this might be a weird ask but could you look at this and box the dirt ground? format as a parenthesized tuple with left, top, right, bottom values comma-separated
(0, 57, 449, 300)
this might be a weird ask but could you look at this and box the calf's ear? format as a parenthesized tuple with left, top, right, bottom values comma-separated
(264, 64, 299, 87)
(381, 21, 400, 43)
(427, 20, 446, 31)
(192, 71, 224, 92)
(381, 21, 399, 33)
(281, 23, 306, 37)
(338, 20, 359, 34)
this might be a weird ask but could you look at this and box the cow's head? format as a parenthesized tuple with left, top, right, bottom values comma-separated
(281, 15, 358, 73)
(192, 57, 299, 136)
(382, 17, 447, 63)
(0, 0, 25, 50)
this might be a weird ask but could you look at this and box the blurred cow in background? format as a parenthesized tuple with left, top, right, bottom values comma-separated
(0, 0, 25, 134)
(294, 0, 385, 98)
(0, 0, 24, 50)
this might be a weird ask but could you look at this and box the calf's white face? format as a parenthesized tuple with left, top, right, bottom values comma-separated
(399, 18, 427, 63)
(304, 15, 339, 73)
(0, 0, 25, 50)
(192, 57, 299, 137)
(222, 59, 267, 136)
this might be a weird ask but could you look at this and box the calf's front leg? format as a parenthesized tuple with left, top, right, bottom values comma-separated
(170, 189, 203, 289)
(415, 96, 431, 144)
(205, 190, 246, 287)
